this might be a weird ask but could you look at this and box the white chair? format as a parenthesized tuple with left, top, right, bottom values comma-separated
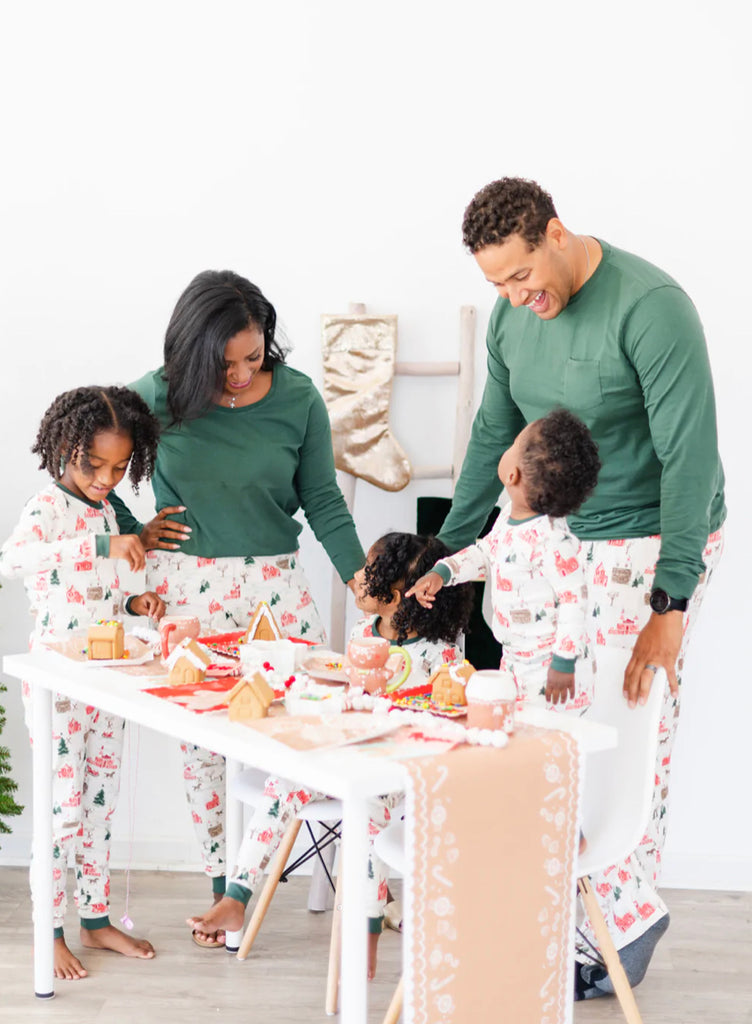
(230, 767, 343, 967)
(371, 655, 667, 1024)
(575, 654, 667, 1024)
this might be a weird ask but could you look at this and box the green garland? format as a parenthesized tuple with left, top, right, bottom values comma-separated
(0, 682, 23, 838)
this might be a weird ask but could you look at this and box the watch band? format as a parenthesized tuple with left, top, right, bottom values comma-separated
(650, 588, 688, 615)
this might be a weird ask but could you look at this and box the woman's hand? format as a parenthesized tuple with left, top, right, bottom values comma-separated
(546, 668, 575, 704)
(139, 506, 192, 551)
(129, 591, 166, 620)
(623, 611, 683, 706)
(404, 572, 444, 608)
(109, 534, 147, 571)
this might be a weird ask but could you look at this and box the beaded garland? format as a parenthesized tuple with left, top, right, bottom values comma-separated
(345, 689, 510, 748)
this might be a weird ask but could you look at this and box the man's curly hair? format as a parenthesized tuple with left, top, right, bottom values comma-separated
(362, 533, 474, 645)
(32, 386, 160, 491)
(462, 177, 557, 253)
(521, 409, 600, 518)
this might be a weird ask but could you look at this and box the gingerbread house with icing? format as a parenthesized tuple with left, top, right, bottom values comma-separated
(166, 638, 212, 686)
(428, 660, 475, 706)
(87, 620, 124, 660)
(242, 601, 284, 643)
(227, 672, 275, 722)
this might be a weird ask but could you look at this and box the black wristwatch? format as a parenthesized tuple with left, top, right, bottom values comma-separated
(649, 589, 688, 615)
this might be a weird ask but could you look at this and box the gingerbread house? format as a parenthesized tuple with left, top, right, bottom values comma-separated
(242, 602, 284, 643)
(227, 672, 275, 722)
(87, 620, 124, 660)
(428, 660, 475, 706)
(166, 638, 212, 686)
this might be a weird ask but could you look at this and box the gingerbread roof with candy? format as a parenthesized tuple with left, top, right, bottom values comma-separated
(227, 672, 275, 721)
(165, 637, 212, 671)
(428, 660, 475, 707)
(242, 601, 284, 642)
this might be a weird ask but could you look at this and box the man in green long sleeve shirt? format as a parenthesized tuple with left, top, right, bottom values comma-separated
(438, 177, 725, 998)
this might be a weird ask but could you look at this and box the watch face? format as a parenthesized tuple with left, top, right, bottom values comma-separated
(650, 589, 670, 614)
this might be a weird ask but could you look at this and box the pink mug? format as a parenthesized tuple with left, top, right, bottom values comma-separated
(346, 637, 411, 695)
(160, 615, 201, 662)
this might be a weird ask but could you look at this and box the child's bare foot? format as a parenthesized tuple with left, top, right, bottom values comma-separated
(54, 936, 88, 980)
(186, 895, 245, 947)
(80, 924, 155, 959)
(367, 929, 381, 981)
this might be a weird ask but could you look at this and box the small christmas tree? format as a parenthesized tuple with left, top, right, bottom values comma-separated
(0, 682, 23, 839)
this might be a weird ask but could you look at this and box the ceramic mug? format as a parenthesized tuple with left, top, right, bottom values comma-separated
(160, 615, 201, 662)
(465, 669, 517, 734)
(345, 636, 411, 695)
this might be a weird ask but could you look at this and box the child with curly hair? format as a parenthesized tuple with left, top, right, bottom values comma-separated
(350, 531, 475, 976)
(0, 386, 165, 980)
(408, 408, 601, 707)
(350, 531, 475, 685)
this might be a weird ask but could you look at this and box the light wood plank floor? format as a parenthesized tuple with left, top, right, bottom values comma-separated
(0, 867, 750, 1022)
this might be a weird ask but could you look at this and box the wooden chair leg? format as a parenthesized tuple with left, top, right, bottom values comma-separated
(382, 975, 404, 1024)
(236, 818, 303, 960)
(324, 864, 344, 1015)
(578, 876, 644, 1024)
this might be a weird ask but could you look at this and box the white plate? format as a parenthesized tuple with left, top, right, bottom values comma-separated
(301, 650, 349, 684)
(44, 631, 156, 667)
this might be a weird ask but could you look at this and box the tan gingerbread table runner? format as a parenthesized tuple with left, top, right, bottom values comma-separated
(401, 727, 583, 1024)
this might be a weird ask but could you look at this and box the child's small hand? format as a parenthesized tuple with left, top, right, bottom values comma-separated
(129, 592, 166, 620)
(546, 667, 575, 704)
(405, 572, 444, 608)
(109, 534, 147, 572)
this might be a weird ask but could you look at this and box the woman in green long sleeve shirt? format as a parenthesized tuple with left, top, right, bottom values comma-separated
(111, 271, 364, 942)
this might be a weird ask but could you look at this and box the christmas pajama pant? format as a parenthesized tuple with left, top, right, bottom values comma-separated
(575, 528, 724, 958)
(145, 549, 326, 880)
(22, 683, 124, 930)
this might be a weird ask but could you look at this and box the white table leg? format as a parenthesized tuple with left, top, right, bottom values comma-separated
(32, 684, 54, 998)
(224, 756, 243, 953)
(339, 795, 369, 1024)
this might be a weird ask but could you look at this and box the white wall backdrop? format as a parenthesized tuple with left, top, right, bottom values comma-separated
(1, 1, 749, 890)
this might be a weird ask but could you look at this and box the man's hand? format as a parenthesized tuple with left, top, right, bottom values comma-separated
(139, 506, 192, 551)
(623, 611, 684, 706)
(109, 534, 147, 572)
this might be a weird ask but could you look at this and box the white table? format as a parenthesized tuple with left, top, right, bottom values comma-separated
(3, 650, 615, 1020)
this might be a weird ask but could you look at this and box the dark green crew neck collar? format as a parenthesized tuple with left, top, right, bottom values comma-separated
(372, 617, 421, 645)
(55, 483, 103, 510)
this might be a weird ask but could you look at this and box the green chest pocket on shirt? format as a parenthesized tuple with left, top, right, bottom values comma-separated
(563, 358, 604, 412)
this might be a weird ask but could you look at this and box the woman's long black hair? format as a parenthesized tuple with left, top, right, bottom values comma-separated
(163, 270, 289, 423)
(363, 532, 474, 645)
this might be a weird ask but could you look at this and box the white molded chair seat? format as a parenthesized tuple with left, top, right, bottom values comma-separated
(573, 654, 666, 1024)
(232, 766, 343, 822)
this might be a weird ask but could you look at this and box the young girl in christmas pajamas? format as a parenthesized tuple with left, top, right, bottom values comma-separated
(409, 409, 601, 707)
(0, 386, 164, 980)
(186, 532, 473, 978)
